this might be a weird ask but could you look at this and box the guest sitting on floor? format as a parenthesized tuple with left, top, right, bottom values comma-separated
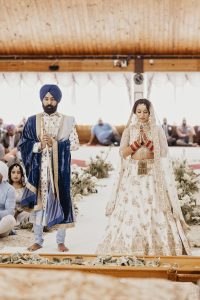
(0, 161, 16, 238)
(1, 124, 21, 154)
(176, 118, 196, 146)
(16, 117, 26, 135)
(0, 117, 6, 141)
(87, 118, 121, 146)
(8, 162, 30, 227)
(0, 144, 5, 161)
(162, 118, 176, 146)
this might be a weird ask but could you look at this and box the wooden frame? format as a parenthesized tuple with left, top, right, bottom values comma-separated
(0, 59, 200, 72)
(0, 254, 199, 282)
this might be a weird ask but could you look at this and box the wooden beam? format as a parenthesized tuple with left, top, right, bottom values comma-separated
(0, 59, 134, 72)
(0, 59, 200, 72)
(144, 59, 200, 72)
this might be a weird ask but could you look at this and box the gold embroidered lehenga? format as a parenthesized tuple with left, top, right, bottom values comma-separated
(97, 105, 191, 256)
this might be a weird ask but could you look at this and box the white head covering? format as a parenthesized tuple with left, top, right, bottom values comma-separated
(126, 99, 188, 228)
(0, 161, 8, 181)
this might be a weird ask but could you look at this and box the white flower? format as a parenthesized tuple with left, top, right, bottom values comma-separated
(191, 177, 198, 183)
(91, 176, 98, 183)
(192, 216, 200, 221)
(82, 188, 88, 195)
(71, 165, 79, 171)
(74, 194, 83, 202)
(183, 173, 191, 181)
(175, 181, 180, 188)
(181, 195, 191, 205)
(178, 188, 183, 194)
(81, 174, 89, 180)
(85, 159, 90, 166)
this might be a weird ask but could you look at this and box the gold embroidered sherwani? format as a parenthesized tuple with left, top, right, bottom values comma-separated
(31, 112, 79, 226)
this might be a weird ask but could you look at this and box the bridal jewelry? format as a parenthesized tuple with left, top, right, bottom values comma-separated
(137, 123, 148, 175)
(138, 159, 148, 175)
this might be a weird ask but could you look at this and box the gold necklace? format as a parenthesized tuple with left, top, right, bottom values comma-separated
(137, 121, 149, 175)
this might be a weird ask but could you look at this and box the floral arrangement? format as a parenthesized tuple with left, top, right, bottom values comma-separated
(172, 159, 200, 224)
(70, 150, 113, 215)
(71, 165, 98, 200)
(85, 150, 113, 179)
(0, 253, 161, 267)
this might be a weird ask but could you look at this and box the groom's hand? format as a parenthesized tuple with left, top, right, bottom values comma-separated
(40, 134, 52, 149)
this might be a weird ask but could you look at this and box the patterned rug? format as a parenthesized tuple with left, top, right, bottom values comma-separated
(71, 159, 86, 167)
(189, 164, 200, 170)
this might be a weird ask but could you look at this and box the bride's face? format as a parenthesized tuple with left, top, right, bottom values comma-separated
(135, 104, 149, 123)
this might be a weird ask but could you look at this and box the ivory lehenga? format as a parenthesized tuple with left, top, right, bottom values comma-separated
(97, 108, 191, 256)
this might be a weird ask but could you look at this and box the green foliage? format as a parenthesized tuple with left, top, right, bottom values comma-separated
(172, 159, 200, 224)
(85, 150, 113, 179)
(71, 166, 98, 198)
(71, 165, 98, 216)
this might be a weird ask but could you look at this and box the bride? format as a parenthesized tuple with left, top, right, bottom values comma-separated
(97, 99, 190, 256)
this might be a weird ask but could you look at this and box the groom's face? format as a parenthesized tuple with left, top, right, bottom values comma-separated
(42, 92, 58, 115)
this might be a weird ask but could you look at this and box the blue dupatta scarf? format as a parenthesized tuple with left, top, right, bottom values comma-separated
(18, 115, 74, 227)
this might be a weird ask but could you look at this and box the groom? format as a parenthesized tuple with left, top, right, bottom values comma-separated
(19, 84, 79, 252)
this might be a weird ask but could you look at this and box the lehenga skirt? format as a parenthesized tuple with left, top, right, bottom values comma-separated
(97, 159, 190, 256)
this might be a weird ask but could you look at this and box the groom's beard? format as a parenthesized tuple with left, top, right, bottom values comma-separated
(42, 103, 58, 115)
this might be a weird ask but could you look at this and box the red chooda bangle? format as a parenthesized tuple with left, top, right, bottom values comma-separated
(145, 140, 154, 152)
(130, 141, 140, 153)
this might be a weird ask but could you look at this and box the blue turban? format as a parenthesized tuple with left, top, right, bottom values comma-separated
(40, 84, 62, 102)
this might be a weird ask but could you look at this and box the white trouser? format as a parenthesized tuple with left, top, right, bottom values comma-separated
(0, 215, 16, 238)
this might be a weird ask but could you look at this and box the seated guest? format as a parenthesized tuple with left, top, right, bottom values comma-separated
(197, 126, 200, 145)
(1, 124, 21, 154)
(3, 148, 19, 165)
(8, 163, 30, 226)
(162, 118, 176, 146)
(87, 118, 121, 146)
(0, 161, 16, 238)
(0, 144, 5, 161)
(16, 117, 26, 135)
(0, 117, 6, 141)
(176, 118, 196, 146)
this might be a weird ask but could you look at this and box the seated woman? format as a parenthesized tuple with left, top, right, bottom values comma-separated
(8, 163, 30, 226)
(0, 161, 16, 237)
